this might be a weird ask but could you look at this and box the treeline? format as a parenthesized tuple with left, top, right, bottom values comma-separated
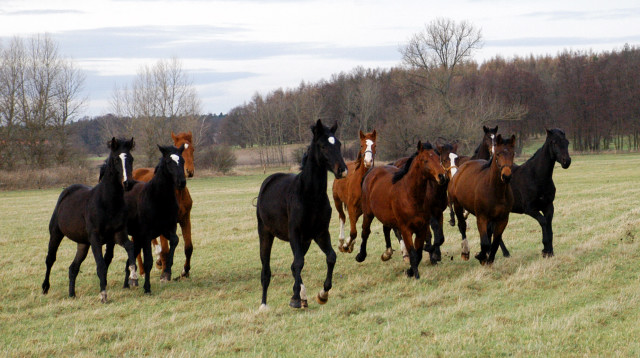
(219, 45, 640, 163)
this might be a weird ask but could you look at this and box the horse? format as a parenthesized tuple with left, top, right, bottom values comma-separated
(508, 128, 571, 257)
(42, 138, 138, 303)
(448, 134, 516, 264)
(448, 125, 498, 226)
(358, 141, 447, 279)
(257, 119, 347, 310)
(332, 130, 377, 254)
(133, 131, 194, 278)
(123, 144, 186, 294)
(389, 140, 458, 263)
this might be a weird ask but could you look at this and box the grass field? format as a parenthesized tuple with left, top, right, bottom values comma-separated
(1, 153, 640, 357)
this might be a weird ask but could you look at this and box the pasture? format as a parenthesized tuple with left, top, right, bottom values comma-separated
(1, 152, 640, 356)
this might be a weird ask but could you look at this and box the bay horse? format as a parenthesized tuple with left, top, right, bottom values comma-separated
(257, 119, 347, 310)
(448, 134, 516, 264)
(123, 144, 186, 294)
(508, 128, 571, 257)
(333, 130, 377, 254)
(42, 138, 138, 303)
(359, 141, 447, 279)
(133, 131, 194, 278)
(389, 140, 457, 263)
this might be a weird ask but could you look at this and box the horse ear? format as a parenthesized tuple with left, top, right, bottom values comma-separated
(493, 125, 499, 133)
(125, 137, 135, 151)
(483, 125, 489, 133)
(157, 144, 168, 156)
(372, 129, 377, 140)
(546, 128, 552, 135)
(417, 140, 423, 151)
(311, 119, 324, 137)
(359, 130, 365, 140)
(186, 131, 193, 140)
(452, 142, 459, 152)
(510, 134, 516, 146)
(171, 131, 177, 142)
(496, 134, 503, 145)
(108, 137, 117, 151)
(330, 121, 338, 134)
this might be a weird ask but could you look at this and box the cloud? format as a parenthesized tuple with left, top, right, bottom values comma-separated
(523, 7, 640, 21)
(487, 35, 640, 48)
(5, 9, 84, 16)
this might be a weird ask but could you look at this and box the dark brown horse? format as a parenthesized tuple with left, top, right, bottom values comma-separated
(448, 134, 516, 264)
(257, 120, 347, 310)
(358, 142, 447, 278)
(42, 138, 138, 303)
(133, 131, 194, 278)
(333, 130, 377, 253)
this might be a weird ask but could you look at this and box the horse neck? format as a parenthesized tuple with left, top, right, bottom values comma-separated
(98, 158, 125, 204)
(488, 157, 510, 194)
(526, 141, 556, 180)
(402, 161, 430, 201)
(473, 143, 490, 160)
(299, 148, 328, 200)
(148, 163, 177, 202)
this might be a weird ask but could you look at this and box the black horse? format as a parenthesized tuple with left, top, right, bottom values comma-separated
(472, 125, 498, 160)
(506, 128, 571, 257)
(257, 119, 347, 310)
(123, 144, 186, 294)
(42, 137, 137, 303)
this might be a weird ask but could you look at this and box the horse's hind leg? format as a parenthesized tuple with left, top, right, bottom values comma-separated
(345, 205, 360, 253)
(160, 231, 179, 282)
(114, 230, 138, 287)
(42, 227, 64, 295)
(380, 226, 394, 261)
(314, 230, 336, 305)
(288, 231, 310, 309)
(542, 204, 555, 257)
(258, 221, 275, 310)
(453, 203, 469, 260)
(180, 214, 193, 278)
(475, 217, 490, 265)
(428, 213, 444, 262)
(89, 236, 108, 303)
(68, 243, 90, 298)
(488, 219, 509, 264)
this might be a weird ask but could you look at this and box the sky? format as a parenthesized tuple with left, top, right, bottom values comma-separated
(1, 0, 639, 117)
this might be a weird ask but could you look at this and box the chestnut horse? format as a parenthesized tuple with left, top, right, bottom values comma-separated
(333, 130, 377, 253)
(448, 134, 516, 265)
(257, 120, 347, 310)
(358, 142, 447, 279)
(133, 131, 194, 278)
(43, 138, 138, 303)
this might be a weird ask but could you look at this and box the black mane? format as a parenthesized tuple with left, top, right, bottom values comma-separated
(392, 142, 435, 184)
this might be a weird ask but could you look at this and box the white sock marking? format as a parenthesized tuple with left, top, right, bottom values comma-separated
(339, 219, 345, 240)
(300, 284, 307, 300)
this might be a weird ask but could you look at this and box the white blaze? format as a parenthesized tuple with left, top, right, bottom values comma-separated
(490, 134, 496, 155)
(364, 139, 374, 165)
(449, 153, 458, 176)
(119, 153, 127, 183)
(328, 136, 335, 145)
(170, 154, 180, 165)
(184, 143, 189, 149)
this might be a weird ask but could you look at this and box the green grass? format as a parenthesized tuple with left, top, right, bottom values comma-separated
(1, 153, 640, 356)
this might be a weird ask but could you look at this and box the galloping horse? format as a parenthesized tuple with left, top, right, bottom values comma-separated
(257, 120, 347, 310)
(133, 131, 194, 278)
(390, 140, 457, 263)
(42, 138, 138, 303)
(359, 142, 447, 279)
(123, 145, 186, 294)
(509, 129, 571, 257)
(333, 130, 377, 253)
(448, 134, 516, 264)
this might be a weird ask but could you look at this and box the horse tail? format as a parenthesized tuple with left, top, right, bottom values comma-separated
(252, 196, 258, 207)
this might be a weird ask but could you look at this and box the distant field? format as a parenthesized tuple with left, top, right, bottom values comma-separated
(1, 152, 639, 356)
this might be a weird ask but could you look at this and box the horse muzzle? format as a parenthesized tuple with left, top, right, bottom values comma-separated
(334, 164, 348, 179)
(561, 157, 571, 169)
(186, 169, 194, 178)
(500, 167, 512, 183)
(437, 173, 448, 186)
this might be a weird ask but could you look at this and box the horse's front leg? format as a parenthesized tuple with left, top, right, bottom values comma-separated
(180, 214, 193, 277)
(141, 237, 153, 294)
(115, 230, 138, 287)
(542, 204, 555, 257)
(475, 217, 490, 265)
(428, 212, 444, 262)
(345, 204, 360, 253)
(314, 230, 336, 305)
(380, 226, 394, 261)
(399, 227, 420, 279)
(356, 213, 374, 262)
(288, 228, 309, 309)
(161, 229, 179, 282)
(452, 202, 469, 260)
(488, 219, 509, 264)
(88, 233, 108, 303)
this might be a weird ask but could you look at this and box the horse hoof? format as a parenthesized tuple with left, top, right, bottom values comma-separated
(181, 270, 190, 278)
(405, 268, 414, 277)
(503, 252, 511, 258)
(289, 298, 302, 309)
(100, 291, 107, 304)
(316, 290, 328, 305)
(403, 255, 410, 263)
(301, 299, 308, 308)
(259, 303, 269, 312)
(430, 258, 438, 265)
(338, 245, 346, 253)
(42, 283, 50, 295)
(160, 272, 171, 282)
(347, 241, 355, 253)
(355, 253, 366, 263)
(129, 278, 139, 287)
(461, 253, 470, 261)
(542, 250, 554, 258)
(449, 220, 455, 227)
(381, 248, 393, 261)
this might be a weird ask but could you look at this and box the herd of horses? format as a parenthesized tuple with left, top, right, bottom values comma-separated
(40, 120, 571, 311)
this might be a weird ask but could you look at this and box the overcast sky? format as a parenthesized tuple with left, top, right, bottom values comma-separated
(1, 0, 639, 117)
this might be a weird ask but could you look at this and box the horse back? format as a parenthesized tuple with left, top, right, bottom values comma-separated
(257, 173, 296, 240)
(332, 160, 363, 205)
(450, 159, 508, 217)
(361, 166, 403, 227)
(510, 163, 556, 214)
(50, 184, 92, 243)
(132, 167, 154, 182)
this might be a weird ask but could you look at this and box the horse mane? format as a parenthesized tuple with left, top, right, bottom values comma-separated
(392, 151, 418, 184)
(299, 145, 310, 170)
(354, 150, 363, 170)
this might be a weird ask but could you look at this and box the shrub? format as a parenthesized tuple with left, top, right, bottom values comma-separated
(197, 145, 237, 174)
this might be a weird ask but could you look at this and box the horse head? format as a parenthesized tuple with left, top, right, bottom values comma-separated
(358, 130, 377, 169)
(311, 119, 348, 179)
(172, 131, 195, 178)
(494, 134, 516, 183)
(416, 141, 447, 186)
(436, 140, 459, 179)
(109, 137, 136, 191)
(483, 125, 499, 156)
(157, 144, 187, 189)
(546, 128, 571, 169)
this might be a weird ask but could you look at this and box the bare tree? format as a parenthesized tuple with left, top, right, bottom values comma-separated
(400, 18, 483, 113)
(110, 57, 202, 165)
